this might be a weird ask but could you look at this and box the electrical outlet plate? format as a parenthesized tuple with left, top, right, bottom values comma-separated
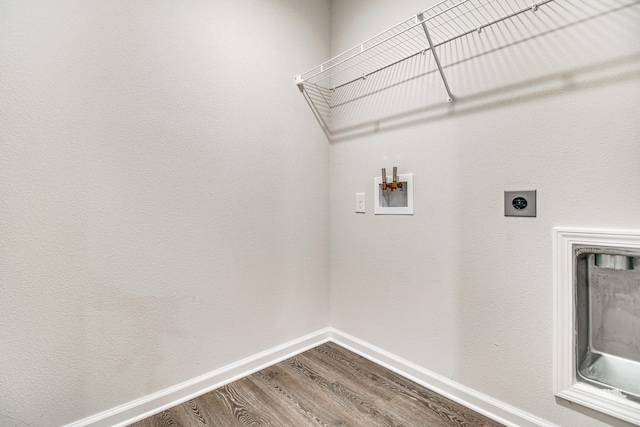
(355, 193, 365, 213)
(505, 190, 536, 217)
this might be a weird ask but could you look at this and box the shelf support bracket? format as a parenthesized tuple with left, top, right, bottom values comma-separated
(418, 13, 453, 103)
(295, 75, 304, 92)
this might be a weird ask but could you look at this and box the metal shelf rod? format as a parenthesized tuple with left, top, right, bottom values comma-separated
(427, 0, 554, 46)
(297, 0, 475, 84)
(318, 0, 553, 92)
(297, 18, 431, 86)
(298, 0, 553, 91)
(419, 13, 453, 102)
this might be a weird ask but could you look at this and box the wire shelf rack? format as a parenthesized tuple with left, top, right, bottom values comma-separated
(295, 0, 555, 121)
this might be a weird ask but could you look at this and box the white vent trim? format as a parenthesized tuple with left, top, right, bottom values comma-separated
(553, 227, 640, 425)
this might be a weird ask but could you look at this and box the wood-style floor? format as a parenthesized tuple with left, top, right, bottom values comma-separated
(130, 341, 504, 427)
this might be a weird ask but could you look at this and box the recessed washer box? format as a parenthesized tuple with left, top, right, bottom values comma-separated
(505, 190, 536, 217)
(374, 173, 413, 215)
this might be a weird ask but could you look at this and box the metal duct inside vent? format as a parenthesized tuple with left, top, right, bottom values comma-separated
(595, 254, 635, 270)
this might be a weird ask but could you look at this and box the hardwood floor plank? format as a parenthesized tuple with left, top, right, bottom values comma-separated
(251, 366, 350, 426)
(311, 342, 502, 427)
(240, 374, 322, 426)
(129, 343, 505, 427)
(192, 390, 245, 426)
(214, 380, 278, 427)
(298, 345, 467, 427)
(303, 344, 402, 402)
(276, 355, 376, 425)
(282, 353, 408, 426)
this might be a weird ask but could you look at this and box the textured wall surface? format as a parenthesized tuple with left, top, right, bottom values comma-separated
(0, 1, 330, 426)
(329, 1, 640, 426)
(3, 1, 640, 426)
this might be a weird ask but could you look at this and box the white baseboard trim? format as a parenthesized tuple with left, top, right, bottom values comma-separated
(63, 328, 332, 427)
(64, 327, 558, 427)
(328, 328, 560, 427)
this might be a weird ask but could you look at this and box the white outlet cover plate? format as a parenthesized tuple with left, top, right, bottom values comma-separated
(355, 193, 365, 213)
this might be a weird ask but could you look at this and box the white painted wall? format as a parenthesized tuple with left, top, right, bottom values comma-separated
(0, 1, 330, 426)
(329, 1, 640, 427)
(3, 1, 639, 426)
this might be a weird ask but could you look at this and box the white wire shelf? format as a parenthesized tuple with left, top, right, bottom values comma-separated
(295, 0, 555, 95)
